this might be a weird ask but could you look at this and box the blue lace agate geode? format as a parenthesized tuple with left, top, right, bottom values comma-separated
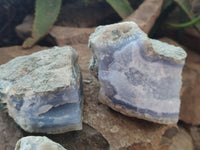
(88, 22, 187, 124)
(0, 46, 82, 133)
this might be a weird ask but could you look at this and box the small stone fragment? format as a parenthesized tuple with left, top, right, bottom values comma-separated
(83, 77, 93, 84)
(160, 127, 194, 150)
(15, 136, 66, 150)
(167, 128, 194, 150)
(88, 22, 187, 124)
(15, 15, 33, 40)
(0, 46, 82, 133)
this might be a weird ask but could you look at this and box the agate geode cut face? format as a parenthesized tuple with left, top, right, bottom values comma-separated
(88, 22, 187, 124)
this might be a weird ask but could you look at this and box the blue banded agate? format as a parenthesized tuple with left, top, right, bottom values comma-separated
(89, 22, 187, 124)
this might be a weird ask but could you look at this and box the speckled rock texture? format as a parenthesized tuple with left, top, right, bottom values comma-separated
(88, 22, 187, 124)
(0, 46, 82, 134)
(15, 136, 66, 150)
(0, 44, 192, 150)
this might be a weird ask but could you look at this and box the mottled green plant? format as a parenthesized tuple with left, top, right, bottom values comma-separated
(23, 0, 62, 48)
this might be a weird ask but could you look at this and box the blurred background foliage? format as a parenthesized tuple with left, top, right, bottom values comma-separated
(0, 0, 199, 48)
(0, 0, 34, 47)
(22, 0, 62, 48)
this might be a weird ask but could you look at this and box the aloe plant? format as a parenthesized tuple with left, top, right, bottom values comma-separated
(22, 0, 136, 48)
(23, 0, 62, 48)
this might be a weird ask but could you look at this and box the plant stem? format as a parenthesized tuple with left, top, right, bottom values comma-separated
(168, 15, 200, 28)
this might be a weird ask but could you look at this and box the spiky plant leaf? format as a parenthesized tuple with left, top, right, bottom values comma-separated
(23, 0, 62, 48)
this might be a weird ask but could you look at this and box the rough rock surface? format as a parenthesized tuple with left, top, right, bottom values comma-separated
(0, 45, 181, 150)
(15, 15, 33, 40)
(125, 0, 163, 33)
(160, 126, 193, 150)
(83, 77, 173, 150)
(0, 45, 109, 150)
(74, 44, 178, 150)
(89, 22, 187, 124)
(15, 136, 66, 150)
(0, 46, 82, 134)
(168, 128, 193, 150)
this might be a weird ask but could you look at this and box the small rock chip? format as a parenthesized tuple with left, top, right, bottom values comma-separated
(0, 46, 82, 133)
(83, 77, 93, 84)
(15, 136, 66, 150)
(88, 22, 187, 124)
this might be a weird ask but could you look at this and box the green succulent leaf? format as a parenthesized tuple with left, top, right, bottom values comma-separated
(174, 0, 200, 32)
(23, 37, 36, 49)
(106, 0, 133, 19)
(23, 0, 62, 48)
(168, 15, 200, 28)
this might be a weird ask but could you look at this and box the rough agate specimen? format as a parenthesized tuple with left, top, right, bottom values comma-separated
(15, 136, 66, 150)
(0, 46, 82, 133)
(88, 22, 187, 124)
